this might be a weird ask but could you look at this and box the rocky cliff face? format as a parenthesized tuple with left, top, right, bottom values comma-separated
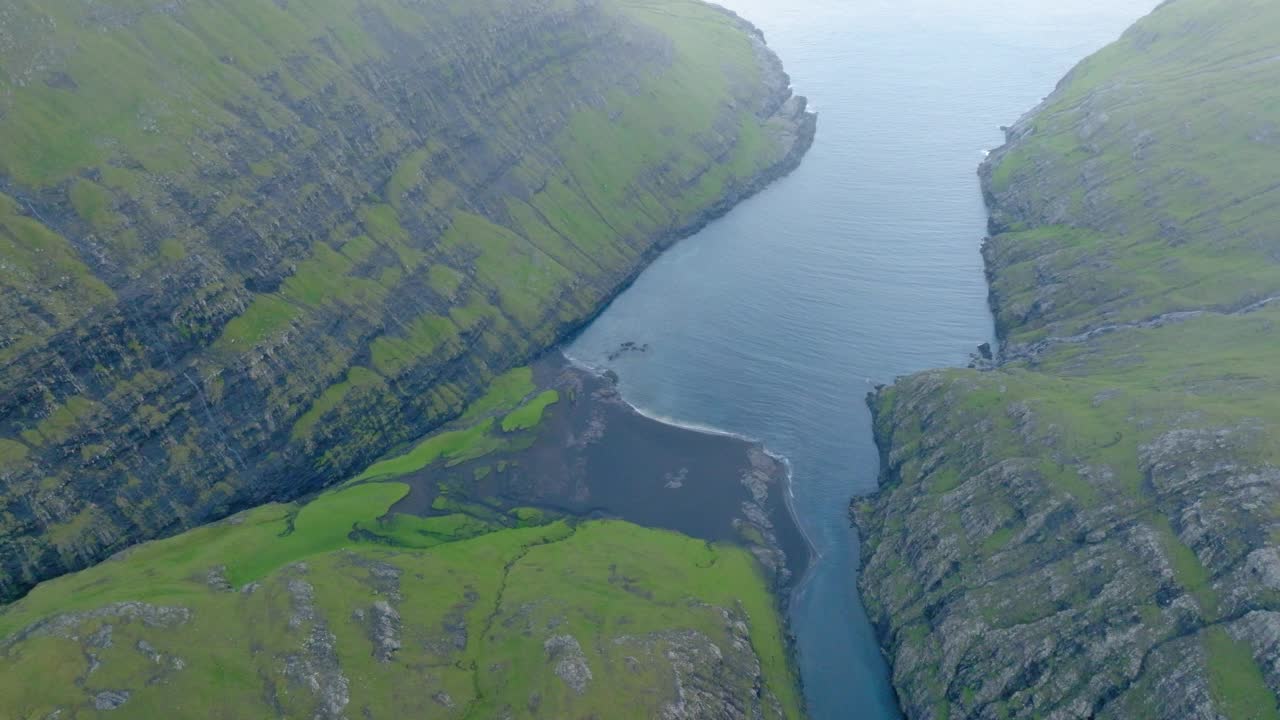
(0, 0, 815, 601)
(0, 352, 806, 719)
(855, 0, 1280, 717)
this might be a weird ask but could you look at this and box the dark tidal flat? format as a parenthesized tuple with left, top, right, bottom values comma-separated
(390, 351, 809, 589)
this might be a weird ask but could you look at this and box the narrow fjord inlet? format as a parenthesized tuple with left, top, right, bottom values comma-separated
(569, 1, 1156, 716)
(7, 0, 1277, 717)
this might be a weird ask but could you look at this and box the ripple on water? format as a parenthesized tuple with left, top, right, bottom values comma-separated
(568, 1, 1159, 717)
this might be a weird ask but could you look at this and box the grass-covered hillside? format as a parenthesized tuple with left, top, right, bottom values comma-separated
(0, 371, 802, 719)
(0, 0, 815, 600)
(855, 0, 1280, 717)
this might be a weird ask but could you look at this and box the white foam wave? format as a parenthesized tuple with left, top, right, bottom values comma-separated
(565, 351, 770, 444)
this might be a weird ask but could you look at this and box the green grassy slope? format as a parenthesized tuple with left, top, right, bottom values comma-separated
(983, 0, 1280, 345)
(0, 372, 802, 719)
(856, 0, 1280, 717)
(0, 0, 814, 600)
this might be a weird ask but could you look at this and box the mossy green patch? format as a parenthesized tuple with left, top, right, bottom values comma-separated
(45, 507, 101, 552)
(980, 526, 1018, 556)
(0, 439, 29, 465)
(214, 294, 299, 349)
(22, 396, 100, 447)
(291, 366, 387, 440)
(1150, 514, 1218, 618)
(442, 212, 575, 329)
(68, 178, 120, 230)
(385, 147, 430, 208)
(359, 203, 422, 268)
(511, 507, 546, 526)
(0, 192, 114, 362)
(158, 238, 187, 261)
(357, 511, 499, 549)
(224, 482, 411, 586)
(459, 366, 537, 424)
(427, 263, 465, 298)
(501, 390, 560, 432)
(349, 420, 505, 484)
(1205, 626, 1280, 720)
(369, 312, 460, 377)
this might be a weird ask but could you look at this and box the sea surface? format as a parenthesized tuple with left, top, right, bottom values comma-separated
(567, 1, 1158, 717)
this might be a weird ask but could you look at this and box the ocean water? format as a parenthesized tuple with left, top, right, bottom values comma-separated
(567, 1, 1157, 717)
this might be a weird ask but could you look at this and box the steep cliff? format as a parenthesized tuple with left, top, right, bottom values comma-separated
(855, 0, 1280, 717)
(0, 362, 804, 719)
(0, 0, 815, 600)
